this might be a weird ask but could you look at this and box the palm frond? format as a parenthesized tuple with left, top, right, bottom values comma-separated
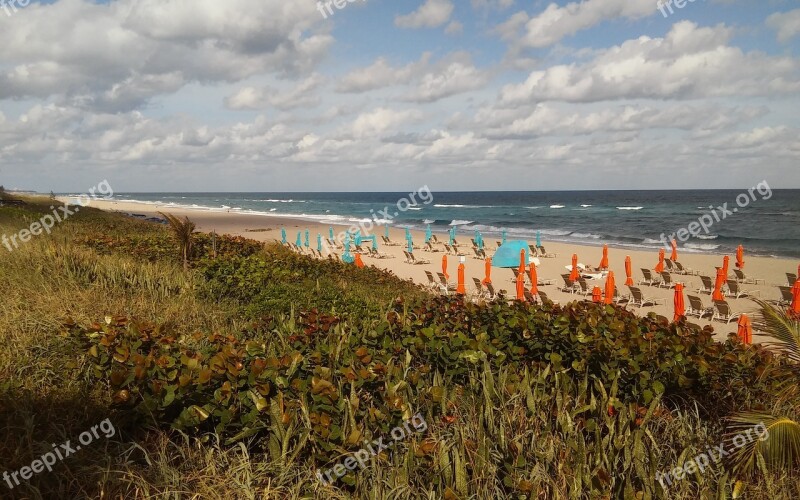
(725, 412, 800, 476)
(751, 299, 800, 363)
(159, 212, 196, 270)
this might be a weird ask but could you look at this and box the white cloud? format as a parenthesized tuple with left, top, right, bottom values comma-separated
(519, 0, 654, 48)
(395, 0, 454, 29)
(767, 9, 800, 43)
(0, 0, 331, 112)
(337, 52, 491, 103)
(225, 74, 326, 110)
(500, 22, 800, 105)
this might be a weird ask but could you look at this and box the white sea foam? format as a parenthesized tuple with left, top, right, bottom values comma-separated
(550, 205, 565, 209)
(617, 206, 644, 211)
(685, 243, 721, 251)
(449, 220, 474, 226)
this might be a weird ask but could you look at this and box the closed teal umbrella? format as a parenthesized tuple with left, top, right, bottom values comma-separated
(372, 238, 378, 251)
(329, 227, 334, 240)
(407, 234, 414, 254)
(405, 227, 411, 240)
(384, 225, 389, 238)
(502, 230, 507, 245)
(536, 231, 542, 247)
(449, 227, 455, 245)
(425, 225, 432, 243)
(281, 228, 286, 244)
(304, 230, 309, 248)
(342, 241, 354, 263)
(296, 232, 302, 246)
(317, 234, 322, 252)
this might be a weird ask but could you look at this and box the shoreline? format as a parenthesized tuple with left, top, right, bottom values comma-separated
(76, 197, 798, 344)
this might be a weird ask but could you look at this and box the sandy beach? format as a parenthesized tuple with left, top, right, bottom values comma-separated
(84, 198, 797, 344)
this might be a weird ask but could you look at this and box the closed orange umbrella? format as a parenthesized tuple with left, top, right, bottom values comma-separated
(712, 267, 726, 301)
(518, 249, 526, 276)
(670, 240, 678, 262)
(737, 314, 752, 345)
(570, 254, 580, 281)
(604, 271, 615, 305)
(355, 253, 365, 268)
(599, 244, 609, 270)
(516, 271, 525, 301)
(736, 245, 745, 269)
(673, 283, 685, 322)
(791, 279, 800, 317)
(655, 248, 665, 273)
(457, 263, 466, 295)
(722, 255, 730, 278)
(529, 263, 538, 295)
(442, 255, 449, 281)
(592, 286, 602, 303)
(482, 257, 492, 285)
(625, 256, 634, 286)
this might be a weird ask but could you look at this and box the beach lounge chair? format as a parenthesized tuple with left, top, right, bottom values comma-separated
(529, 245, 540, 257)
(496, 241, 503, 248)
(698, 276, 714, 294)
(369, 247, 393, 259)
(472, 278, 491, 300)
(538, 246, 557, 258)
(538, 291, 557, 305)
(431, 235, 439, 243)
(486, 282, 499, 299)
(787, 273, 797, 286)
(561, 274, 579, 294)
(423, 241, 440, 253)
(627, 286, 666, 308)
(382, 236, 401, 247)
(437, 272, 457, 293)
(777, 286, 793, 307)
(576, 278, 593, 297)
(732, 269, 765, 285)
(659, 272, 676, 289)
(664, 259, 675, 272)
(673, 261, 699, 276)
(445, 244, 466, 256)
(726, 279, 760, 299)
(639, 269, 662, 287)
(405, 251, 430, 265)
(425, 271, 440, 291)
(712, 300, 740, 324)
(687, 295, 713, 319)
(613, 286, 630, 305)
(472, 247, 486, 260)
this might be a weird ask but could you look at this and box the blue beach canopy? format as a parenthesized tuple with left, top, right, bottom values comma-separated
(317, 234, 322, 252)
(536, 231, 542, 248)
(296, 232, 302, 247)
(492, 241, 529, 268)
(281, 228, 286, 244)
(304, 230, 310, 247)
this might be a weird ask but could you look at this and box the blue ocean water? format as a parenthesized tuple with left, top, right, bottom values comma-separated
(100, 190, 800, 258)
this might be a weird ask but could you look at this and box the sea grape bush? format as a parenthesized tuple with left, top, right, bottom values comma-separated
(70, 297, 782, 465)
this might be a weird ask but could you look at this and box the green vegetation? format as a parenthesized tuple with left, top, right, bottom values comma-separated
(1, 195, 799, 499)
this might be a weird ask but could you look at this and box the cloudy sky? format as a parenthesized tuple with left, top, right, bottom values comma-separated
(0, 0, 798, 192)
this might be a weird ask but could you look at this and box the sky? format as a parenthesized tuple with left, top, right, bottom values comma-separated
(0, 0, 798, 193)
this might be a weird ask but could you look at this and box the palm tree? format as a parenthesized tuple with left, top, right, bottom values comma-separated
(725, 299, 800, 476)
(159, 212, 196, 271)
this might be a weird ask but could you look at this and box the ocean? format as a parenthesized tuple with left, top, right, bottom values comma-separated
(93, 190, 800, 259)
